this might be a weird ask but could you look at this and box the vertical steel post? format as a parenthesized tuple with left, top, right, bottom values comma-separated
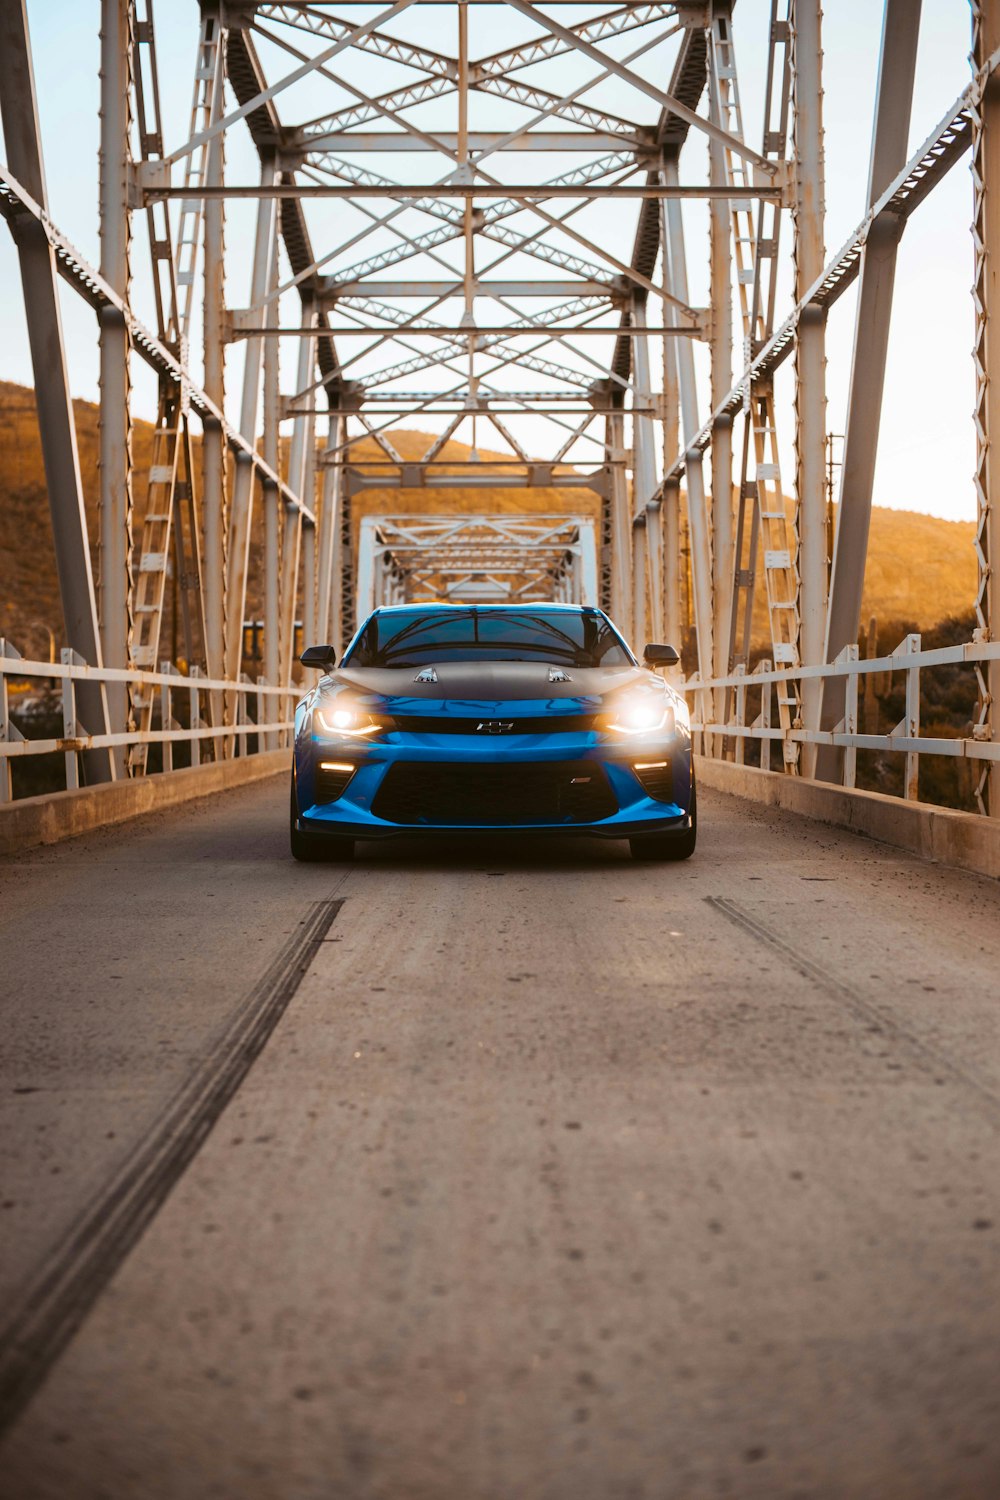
(302, 524, 316, 646)
(0, 0, 113, 781)
(708, 7, 734, 685)
(663, 159, 715, 684)
(316, 414, 342, 646)
(631, 298, 662, 637)
(224, 155, 277, 685)
(792, 0, 828, 777)
(973, 0, 1000, 814)
(819, 0, 921, 782)
(280, 299, 316, 682)
(98, 0, 134, 775)
(336, 477, 355, 658)
(607, 412, 632, 633)
(262, 227, 280, 741)
(660, 218, 682, 657)
(632, 515, 648, 647)
(301, 404, 318, 651)
(201, 30, 227, 715)
(631, 298, 658, 509)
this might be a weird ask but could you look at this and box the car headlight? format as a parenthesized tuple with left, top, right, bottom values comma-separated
(607, 699, 676, 736)
(314, 704, 382, 738)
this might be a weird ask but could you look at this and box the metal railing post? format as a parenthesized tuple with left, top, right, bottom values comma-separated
(60, 648, 85, 791)
(756, 658, 772, 772)
(0, 642, 26, 803)
(159, 661, 173, 774)
(189, 665, 202, 768)
(839, 644, 860, 790)
(734, 662, 746, 766)
(893, 632, 921, 800)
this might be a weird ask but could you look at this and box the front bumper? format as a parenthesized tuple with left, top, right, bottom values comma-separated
(294, 724, 693, 840)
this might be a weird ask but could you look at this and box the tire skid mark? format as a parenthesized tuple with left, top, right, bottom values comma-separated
(706, 895, 1000, 1122)
(0, 896, 346, 1435)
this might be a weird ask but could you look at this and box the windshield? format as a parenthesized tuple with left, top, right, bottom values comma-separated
(345, 608, 633, 669)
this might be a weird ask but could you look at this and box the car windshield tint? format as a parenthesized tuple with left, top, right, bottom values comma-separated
(345, 608, 632, 668)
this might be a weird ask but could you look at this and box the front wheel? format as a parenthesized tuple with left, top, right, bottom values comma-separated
(290, 773, 355, 863)
(629, 781, 697, 863)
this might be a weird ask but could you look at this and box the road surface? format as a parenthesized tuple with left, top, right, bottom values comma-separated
(1, 773, 999, 1499)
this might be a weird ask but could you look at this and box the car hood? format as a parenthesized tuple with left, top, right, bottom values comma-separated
(328, 660, 656, 714)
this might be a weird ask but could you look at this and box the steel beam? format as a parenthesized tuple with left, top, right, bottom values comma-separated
(150, 182, 779, 201)
(792, 0, 828, 777)
(0, 0, 113, 781)
(632, 514, 648, 647)
(818, 0, 921, 783)
(224, 156, 279, 686)
(296, 131, 652, 154)
(262, 228, 281, 724)
(321, 280, 621, 300)
(663, 159, 714, 682)
(607, 412, 633, 630)
(201, 33, 227, 713)
(316, 416, 343, 647)
(708, 5, 734, 688)
(973, 0, 1000, 814)
(98, 0, 134, 773)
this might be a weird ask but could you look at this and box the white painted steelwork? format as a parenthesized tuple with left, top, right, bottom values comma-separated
(0, 0, 996, 822)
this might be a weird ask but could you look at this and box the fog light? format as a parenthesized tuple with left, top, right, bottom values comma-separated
(320, 760, 354, 773)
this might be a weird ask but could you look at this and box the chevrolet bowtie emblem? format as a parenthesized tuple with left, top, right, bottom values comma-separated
(476, 720, 514, 734)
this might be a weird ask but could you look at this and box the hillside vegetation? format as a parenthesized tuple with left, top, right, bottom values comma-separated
(0, 380, 977, 658)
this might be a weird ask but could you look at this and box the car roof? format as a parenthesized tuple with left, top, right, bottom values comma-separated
(370, 602, 603, 613)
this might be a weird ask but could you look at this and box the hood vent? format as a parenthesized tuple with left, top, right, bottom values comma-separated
(548, 667, 571, 683)
(414, 666, 438, 684)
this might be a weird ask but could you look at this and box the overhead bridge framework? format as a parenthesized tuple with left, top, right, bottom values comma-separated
(0, 0, 999, 816)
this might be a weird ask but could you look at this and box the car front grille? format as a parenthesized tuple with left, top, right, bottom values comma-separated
(371, 760, 617, 826)
(315, 763, 356, 803)
(387, 714, 597, 735)
(633, 761, 673, 802)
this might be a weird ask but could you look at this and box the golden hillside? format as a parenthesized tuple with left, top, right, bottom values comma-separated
(0, 379, 978, 658)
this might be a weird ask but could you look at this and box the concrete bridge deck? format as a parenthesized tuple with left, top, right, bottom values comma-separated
(1, 775, 999, 1499)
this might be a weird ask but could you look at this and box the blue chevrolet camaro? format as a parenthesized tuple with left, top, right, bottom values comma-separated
(290, 602, 695, 863)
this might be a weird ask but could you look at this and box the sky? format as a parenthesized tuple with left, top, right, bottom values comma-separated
(0, 0, 977, 522)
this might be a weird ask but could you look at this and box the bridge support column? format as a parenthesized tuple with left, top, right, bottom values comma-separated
(0, 0, 113, 783)
(663, 158, 714, 686)
(792, 0, 829, 780)
(225, 155, 278, 686)
(973, 0, 1000, 815)
(317, 416, 343, 649)
(632, 515, 648, 648)
(606, 413, 632, 634)
(201, 36, 227, 745)
(280, 300, 317, 685)
(818, 0, 921, 784)
(660, 229, 682, 663)
(708, 19, 734, 692)
(98, 0, 134, 777)
(631, 299, 662, 641)
(262, 229, 280, 747)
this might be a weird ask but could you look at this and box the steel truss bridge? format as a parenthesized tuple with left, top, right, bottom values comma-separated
(0, 0, 999, 819)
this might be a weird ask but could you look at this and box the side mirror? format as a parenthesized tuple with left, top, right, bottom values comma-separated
(300, 644, 337, 671)
(643, 643, 680, 667)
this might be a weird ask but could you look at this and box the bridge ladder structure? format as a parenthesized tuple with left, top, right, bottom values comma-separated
(709, 7, 801, 762)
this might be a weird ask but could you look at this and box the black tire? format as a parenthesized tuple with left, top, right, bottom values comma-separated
(629, 779, 697, 862)
(289, 773, 355, 863)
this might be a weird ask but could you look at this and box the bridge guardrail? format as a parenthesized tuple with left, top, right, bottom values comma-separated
(686, 633, 1000, 811)
(0, 641, 295, 802)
